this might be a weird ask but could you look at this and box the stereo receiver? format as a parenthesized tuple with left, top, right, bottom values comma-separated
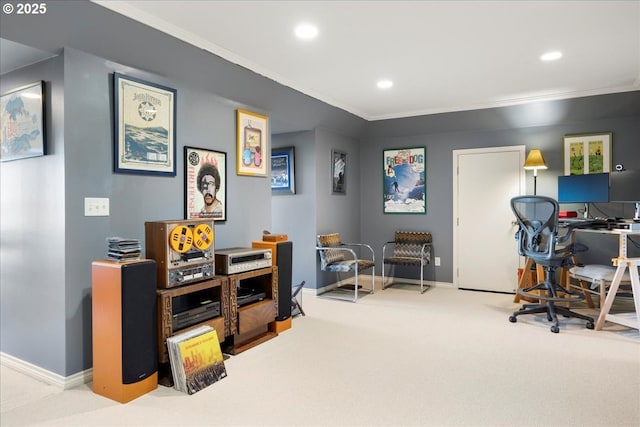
(215, 247, 272, 275)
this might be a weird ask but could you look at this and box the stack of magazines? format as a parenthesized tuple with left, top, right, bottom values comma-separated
(106, 237, 141, 261)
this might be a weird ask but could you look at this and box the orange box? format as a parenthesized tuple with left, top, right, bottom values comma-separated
(263, 234, 288, 242)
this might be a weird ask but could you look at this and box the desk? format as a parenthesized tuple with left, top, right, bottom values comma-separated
(572, 228, 640, 332)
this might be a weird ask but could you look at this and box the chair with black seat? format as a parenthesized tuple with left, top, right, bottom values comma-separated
(382, 230, 434, 293)
(316, 233, 375, 303)
(509, 195, 595, 333)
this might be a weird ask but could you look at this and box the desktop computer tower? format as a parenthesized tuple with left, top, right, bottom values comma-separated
(92, 259, 158, 403)
(252, 239, 292, 321)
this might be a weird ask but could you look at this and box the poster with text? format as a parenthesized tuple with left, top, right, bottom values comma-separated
(383, 147, 426, 214)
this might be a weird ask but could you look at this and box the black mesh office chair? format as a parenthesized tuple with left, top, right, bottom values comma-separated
(509, 196, 594, 333)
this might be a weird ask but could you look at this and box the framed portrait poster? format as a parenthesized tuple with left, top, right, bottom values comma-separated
(383, 147, 426, 214)
(113, 73, 177, 176)
(1, 81, 45, 162)
(184, 146, 227, 221)
(332, 149, 347, 194)
(236, 109, 268, 177)
(271, 146, 296, 194)
(563, 132, 612, 175)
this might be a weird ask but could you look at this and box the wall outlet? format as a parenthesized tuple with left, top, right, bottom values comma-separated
(434, 257, 441, 266)
(84, 197, 109, 216)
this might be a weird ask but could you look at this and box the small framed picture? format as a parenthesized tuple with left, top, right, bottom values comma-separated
(271, 146, 296, 194)
(184, 146, 227, 221)
(563, 132, 612, 175)
(113, 73, 177, 176)
(236, 109, 268, 177)
(1, 81, 46, 162)
(332, 149, 347, 194)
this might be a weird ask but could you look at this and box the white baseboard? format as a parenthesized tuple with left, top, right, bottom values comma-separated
(313, 274, 453, 295)
(1, 352, 92, 389)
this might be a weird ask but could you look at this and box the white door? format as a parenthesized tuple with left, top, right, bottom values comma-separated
(453, 146, 525, 292)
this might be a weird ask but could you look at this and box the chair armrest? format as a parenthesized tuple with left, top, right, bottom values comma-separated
(316, 245, 359, 260)
(342, 242, 375, 262)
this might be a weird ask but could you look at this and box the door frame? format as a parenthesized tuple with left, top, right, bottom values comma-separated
(452, 145, 526, 290)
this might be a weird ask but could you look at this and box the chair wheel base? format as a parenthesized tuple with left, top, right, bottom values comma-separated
(550, 325, 560, 333)
(508, 315, 517, 323)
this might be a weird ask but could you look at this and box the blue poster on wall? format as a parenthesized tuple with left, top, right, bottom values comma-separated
(383, 147, 426, 214)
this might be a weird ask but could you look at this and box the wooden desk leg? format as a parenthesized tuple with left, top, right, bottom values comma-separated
(515, 258, 534, 303)
(595, 265, 627, 330)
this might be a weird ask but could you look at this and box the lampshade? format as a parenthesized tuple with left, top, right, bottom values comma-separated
(523, 149, 548, 170)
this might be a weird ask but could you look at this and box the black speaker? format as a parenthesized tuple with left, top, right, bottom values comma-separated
(275, 241, 293, 320)
(92, 259, 158, 403)
(121, 261, 158, 383)
(252, 240, 293, 320)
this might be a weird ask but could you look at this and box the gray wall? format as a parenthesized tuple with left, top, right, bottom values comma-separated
(1, 0, 639, 378)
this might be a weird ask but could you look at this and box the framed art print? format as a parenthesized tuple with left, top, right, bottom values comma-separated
(563, 132, 612, 175)
(184, 146, 227, 221)
(237, 109, 268, 177)
(383, 147, 426, 214)
(271, 146, 296, 194)
(113, 73, 177, 176)
(1, 81, 45, 162)
(332, 149, 346, 194)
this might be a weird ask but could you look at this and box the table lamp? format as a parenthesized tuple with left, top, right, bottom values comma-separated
(523, 149, 547, 195)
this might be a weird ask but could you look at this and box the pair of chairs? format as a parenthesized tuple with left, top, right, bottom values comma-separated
(315, 231, 433, 302)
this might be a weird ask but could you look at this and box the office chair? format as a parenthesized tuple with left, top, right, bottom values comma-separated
(382, 230, 434, 293)
(316, 233, 375, 303)
(509, 196, 595, 333)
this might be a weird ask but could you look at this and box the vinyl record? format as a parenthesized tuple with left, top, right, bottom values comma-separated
(192, 223, 213, 250)
(168, 225, 193, 253)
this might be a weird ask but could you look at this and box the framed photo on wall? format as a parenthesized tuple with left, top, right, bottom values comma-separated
(332, 149, 347, 194)
(1, 81, 46, 162)
(236, 109, 268, 177)
(184, 146, 227, 221)
(563, 132, 612, 175)
(113, 73, 177, 176)
(271, 146, 296, 194)
(383, 146, 426, 214)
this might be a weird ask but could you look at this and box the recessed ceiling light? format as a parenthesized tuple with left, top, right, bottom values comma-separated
(541, 51, 562, 61)
(377, 80, 393, 89)
(294, 23, 318, 40)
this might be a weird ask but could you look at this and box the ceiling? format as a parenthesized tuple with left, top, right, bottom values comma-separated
(4, 2, 639, 121)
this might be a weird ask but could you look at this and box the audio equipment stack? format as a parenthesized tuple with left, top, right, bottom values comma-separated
(145, 219, 215, 289)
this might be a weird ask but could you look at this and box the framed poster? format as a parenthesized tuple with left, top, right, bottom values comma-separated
(332, 149, 346, 194)
(236, 109, 268, 177)
(113, 72, 177, 176)
(563, 132, 612, 175)
(383, 147, 426, 214)
(271, 146, 296, 194)
(184, 146, 227, 221)
(1, 81, 45, 162)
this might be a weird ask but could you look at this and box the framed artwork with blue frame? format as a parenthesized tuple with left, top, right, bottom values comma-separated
(271, 146, 296, 194)
(383, 147, 426, 214)
(113, 72, 177, 176)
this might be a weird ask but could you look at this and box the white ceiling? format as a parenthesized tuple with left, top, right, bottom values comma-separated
(9, 1, 640, 121)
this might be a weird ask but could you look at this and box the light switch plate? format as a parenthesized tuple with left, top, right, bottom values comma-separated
(84, 197, 109, 216)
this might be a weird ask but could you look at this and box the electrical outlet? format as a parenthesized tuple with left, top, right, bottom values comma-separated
(84, 197, 110, 216)
(435, 257, 441, 266)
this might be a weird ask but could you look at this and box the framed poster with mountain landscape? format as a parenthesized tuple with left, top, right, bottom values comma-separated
(113, 73, 177, 176)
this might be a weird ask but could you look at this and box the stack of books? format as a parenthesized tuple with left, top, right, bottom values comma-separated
(106, 237, 141, 261)
(167, 325, 227, 395)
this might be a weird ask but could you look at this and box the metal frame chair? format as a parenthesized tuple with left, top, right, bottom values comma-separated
(291, 280, 306, 316)
(316, 233, 375, 303)
(382, 230, 434, 293)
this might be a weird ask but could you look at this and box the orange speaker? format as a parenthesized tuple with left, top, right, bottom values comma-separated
(92, 259, 158, 403)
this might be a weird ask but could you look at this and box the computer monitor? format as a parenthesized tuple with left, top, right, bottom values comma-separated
(557, 173, 609, 218)
(609, 169, 640, 220)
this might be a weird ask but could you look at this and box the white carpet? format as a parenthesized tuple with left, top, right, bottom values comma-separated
(2, 286, 639, 426)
